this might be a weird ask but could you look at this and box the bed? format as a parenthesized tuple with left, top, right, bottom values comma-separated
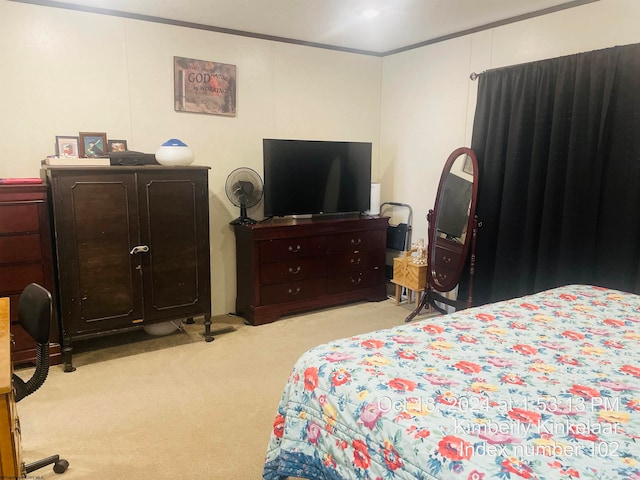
(263, 284, 640, 479)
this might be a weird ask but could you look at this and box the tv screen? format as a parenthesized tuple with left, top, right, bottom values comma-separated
(263, 139, 372, 217)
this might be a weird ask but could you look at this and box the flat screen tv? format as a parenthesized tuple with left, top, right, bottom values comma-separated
(263, 139, 372, 217)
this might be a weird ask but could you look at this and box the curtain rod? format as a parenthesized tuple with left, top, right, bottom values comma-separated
(469, 43, 626, 82)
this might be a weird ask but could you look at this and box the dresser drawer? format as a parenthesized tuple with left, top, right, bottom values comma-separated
(0, 394, 21, 478)
(260, 257, 326, 285)
(9, 323, 36, 354)
(7, 295, 19, 323)
(327, 269, 385, 294)
(0, 264, 45, 293)
(0, 204, 39, 234)
(326, 249, 385, 275)
(432, 238, 463, 285)
(0, 235, 42, 264)
(260, 278, 326, 305)
(260, 236, 326, 262)
(326, 229, 385, 253)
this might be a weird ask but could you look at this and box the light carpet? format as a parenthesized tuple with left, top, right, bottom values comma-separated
(15, 297, 435, 480)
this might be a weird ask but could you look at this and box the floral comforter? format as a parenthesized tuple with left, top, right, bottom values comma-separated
(263, 285, 640, 480)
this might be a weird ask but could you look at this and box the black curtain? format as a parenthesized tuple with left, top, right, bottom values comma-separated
(470, 43, 640, 305)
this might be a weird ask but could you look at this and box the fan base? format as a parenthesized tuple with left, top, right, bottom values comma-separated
(230, 217, 258, 225)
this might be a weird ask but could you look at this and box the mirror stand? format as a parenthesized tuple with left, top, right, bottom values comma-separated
(402, 147, 480, 323)
(404, 214, 478, 322)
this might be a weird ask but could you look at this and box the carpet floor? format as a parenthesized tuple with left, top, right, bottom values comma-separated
(15, 295, 435, 479)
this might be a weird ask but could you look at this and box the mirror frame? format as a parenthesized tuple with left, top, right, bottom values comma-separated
(427, 147, 479, 294)
(404, 147, 480, 322)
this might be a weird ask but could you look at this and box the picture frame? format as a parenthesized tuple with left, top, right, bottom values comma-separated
(55, 136, 80, 157)
(79, 132, 107, 158)
(107, 139, 128, 153)
(174, 56, 236, 117)
(462, 154, 474, 175)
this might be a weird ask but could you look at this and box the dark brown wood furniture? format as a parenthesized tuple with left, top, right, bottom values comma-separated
(43, 166, 212, 372)
(0, 185, 61, 366)
(405, 147, 479, 321)
(234, 215, 388, 325)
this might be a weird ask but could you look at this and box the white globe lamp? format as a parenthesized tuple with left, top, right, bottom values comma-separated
(155, 139, 195, 166)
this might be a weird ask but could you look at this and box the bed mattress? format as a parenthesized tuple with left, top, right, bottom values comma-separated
(264, 284, 640, 479)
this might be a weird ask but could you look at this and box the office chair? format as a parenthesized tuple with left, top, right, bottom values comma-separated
(12, 283, 69, 475)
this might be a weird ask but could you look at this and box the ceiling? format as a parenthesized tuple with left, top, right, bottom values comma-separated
(23, 0, 596, 55)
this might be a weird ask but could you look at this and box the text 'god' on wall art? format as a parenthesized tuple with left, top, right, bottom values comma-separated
(174, 56, 237, 116)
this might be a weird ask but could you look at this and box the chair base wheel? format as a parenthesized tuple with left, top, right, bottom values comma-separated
(54, 458, 69, 474)
(25, 454, 68, 475)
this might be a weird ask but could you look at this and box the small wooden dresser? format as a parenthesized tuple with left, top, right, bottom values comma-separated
(0, 297, 22, 478)
(0, 185, 61, 366)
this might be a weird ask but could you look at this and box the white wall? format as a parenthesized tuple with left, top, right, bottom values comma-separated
(0, 1, 382, 316)
(2, 0, 638, 317)
(380, 0, 640, 244)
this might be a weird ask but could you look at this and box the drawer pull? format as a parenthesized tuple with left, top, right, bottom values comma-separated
(350, 276, 363, 285)
(288, 245, 301, 253)
(288, 286, 301, 295)
(350, 238, 362, 246)
(350, 258, 361, 265)
(442, 256, 451, 263)
(130, 245, 150, 255)
(288, 266, 302, 274)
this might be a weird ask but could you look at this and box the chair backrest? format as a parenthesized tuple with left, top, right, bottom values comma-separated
(13, 283, 53, 402)
(18, 283, 52, 345)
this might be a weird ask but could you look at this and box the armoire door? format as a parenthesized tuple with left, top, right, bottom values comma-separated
(52, 172, 144, 335)
(137, 170, 211, 323)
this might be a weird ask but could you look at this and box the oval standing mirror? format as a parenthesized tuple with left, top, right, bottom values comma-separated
(405, 147, 479, 321)
(429, 147, 478, 293)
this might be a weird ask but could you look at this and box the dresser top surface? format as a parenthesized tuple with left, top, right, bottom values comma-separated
(242, 214, 388, 229)
(235, 215, 389, 240)
(42, 165, 210, 171)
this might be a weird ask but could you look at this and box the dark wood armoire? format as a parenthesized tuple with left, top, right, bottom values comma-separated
(43, 166, 212, 371)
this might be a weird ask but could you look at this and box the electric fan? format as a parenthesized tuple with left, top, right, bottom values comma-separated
(225, 167, 264, 225)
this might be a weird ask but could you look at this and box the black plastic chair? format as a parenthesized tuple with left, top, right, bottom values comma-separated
(12, 283, 69, 475)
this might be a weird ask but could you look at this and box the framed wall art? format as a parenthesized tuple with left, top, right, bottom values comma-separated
(462, 154, 474, 175)
(79, 132, 107, 157)
(174, 56, 236, 117)
(108, 139, 128, 152)
(55, 136, 79, 157)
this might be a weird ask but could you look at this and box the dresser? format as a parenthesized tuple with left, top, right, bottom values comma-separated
(0, 297, 21, 478)
(43, 166, 212, 371)
(0, 185, 61, 366)
(234, 216, 388, 325)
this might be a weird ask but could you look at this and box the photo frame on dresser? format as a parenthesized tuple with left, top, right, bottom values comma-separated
(79, 132, 107, 158)
(107, 139, 128, 152)
(55, 136, 79, 157)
